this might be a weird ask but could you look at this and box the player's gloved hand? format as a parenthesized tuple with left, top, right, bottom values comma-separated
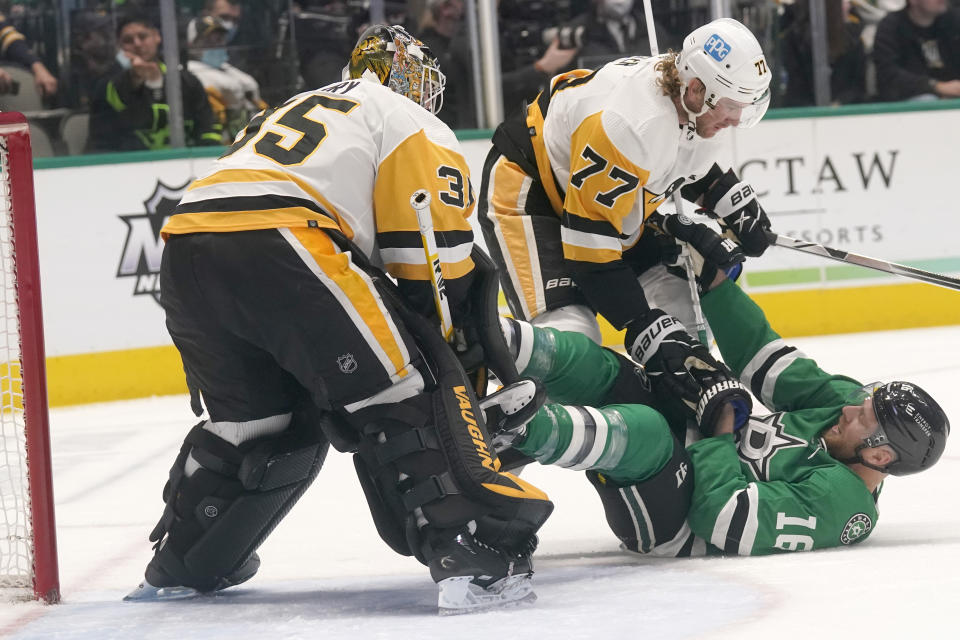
(653, 213, 745, 293)
(625, 309, 709, 411)
(682, 245, 744, 295)
(626, 309, 752, 434)
(658, 213, 745, 272)
(699, 169, 772, 257)
(696, 374, 752, 437)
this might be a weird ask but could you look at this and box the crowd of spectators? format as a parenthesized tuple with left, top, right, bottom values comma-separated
(0, 0, 958, 156)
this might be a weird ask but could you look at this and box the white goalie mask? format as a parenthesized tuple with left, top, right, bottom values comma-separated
(676, 18, 772, 129)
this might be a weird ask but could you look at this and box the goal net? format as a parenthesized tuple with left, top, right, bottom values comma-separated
(0, 112, 59, 603)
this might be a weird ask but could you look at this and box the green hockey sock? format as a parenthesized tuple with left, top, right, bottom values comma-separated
(506, 320, 620, 406)
(516, 402, 674, 482)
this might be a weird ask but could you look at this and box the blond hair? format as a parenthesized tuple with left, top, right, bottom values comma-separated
(655, 51, 682, 99)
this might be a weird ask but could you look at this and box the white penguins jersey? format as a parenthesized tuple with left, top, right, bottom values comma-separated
(162, 77, 476, 285)
(541, 56, 726, 264)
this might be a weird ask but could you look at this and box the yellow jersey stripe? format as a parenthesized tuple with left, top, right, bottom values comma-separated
(286, 227, 410, 379)
(161, 208, 341, 239)
(187, 168, 354, 239)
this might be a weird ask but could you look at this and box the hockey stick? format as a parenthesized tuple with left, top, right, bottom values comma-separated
(766, 231, 960, 292)
(642, 0, 709, 344)
(410, 189, 455, 342)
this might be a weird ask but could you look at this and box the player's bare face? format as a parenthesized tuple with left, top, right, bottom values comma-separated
(695, 106, 740, 138)
(823, 397, 882, 459)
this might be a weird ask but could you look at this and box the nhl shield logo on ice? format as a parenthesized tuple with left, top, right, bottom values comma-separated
(337, 353, 358, 374)
(116, 179, 191, 305)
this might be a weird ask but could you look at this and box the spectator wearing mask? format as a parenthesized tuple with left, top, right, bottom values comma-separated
(89, 13, 221, 151)
(186, 14, 268, 141)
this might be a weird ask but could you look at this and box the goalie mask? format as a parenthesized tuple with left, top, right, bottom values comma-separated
(844, 381, 950, 476)
(343, 24, 446, 115)
(676, 18, 771, 128)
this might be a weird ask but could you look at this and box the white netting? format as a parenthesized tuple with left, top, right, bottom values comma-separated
(0, 135, 33, 593)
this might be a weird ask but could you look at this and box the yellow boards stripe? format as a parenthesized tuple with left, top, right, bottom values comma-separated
(38, 283, 960, 408)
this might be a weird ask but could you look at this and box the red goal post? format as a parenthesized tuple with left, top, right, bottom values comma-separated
(0, 112, 59, 603)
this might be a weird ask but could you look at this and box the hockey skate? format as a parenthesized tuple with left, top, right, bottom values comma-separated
(481, 377, 544, 453)
(123, 551, 261, 602)
(427, 528, 539, 615)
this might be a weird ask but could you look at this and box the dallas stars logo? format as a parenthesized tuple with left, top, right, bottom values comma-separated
(116, 179, 191, 305)
(736, 413, 807, 480)
(840, 513, 872, 545)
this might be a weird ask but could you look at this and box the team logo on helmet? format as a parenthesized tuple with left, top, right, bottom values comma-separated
(703, 34, 732, 61)
(840, 513, 872, 545)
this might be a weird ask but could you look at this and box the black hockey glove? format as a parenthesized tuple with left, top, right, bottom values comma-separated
(655, 213, 745, 270)
(695, 376, 752, 437)
(700, 169, 772, 257)
(650, 213, 745, 295)
(625, 309, 752, 434)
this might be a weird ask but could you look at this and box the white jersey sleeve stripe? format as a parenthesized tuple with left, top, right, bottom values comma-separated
(710, 483, 760, 555)
(761, 354, 801, 408)
(740, 339, 789, 386)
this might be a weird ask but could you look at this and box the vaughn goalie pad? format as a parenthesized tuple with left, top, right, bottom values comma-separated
(352, 278, 554, 556)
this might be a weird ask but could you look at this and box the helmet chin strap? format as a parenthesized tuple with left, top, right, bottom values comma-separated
(838, 444, 889, 474)
(678, 79, 709, 125)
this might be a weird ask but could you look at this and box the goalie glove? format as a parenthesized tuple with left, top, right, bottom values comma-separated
(626, 309, 752, 434)
(700, 169, 772, 257)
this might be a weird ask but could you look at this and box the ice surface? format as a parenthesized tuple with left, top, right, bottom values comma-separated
(1, 326, 958, 639)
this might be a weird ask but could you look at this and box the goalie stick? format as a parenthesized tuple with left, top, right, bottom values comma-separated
(767, 231, 960, 292)
(411, 189, 455, 341)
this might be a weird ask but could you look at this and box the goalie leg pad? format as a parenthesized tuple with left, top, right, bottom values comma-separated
(146, 408, 329, 592)
(586, 439, 697, 557)
(349, 305, 553, 564)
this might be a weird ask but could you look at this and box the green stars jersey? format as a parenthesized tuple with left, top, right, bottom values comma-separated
(689, 279, 880, 555)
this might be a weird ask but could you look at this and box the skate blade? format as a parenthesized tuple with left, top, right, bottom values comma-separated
(123, 580, 201, 602)
(437, 574, 537, 616)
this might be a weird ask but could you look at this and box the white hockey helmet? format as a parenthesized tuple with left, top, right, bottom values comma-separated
(676, 18, 771, 128)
